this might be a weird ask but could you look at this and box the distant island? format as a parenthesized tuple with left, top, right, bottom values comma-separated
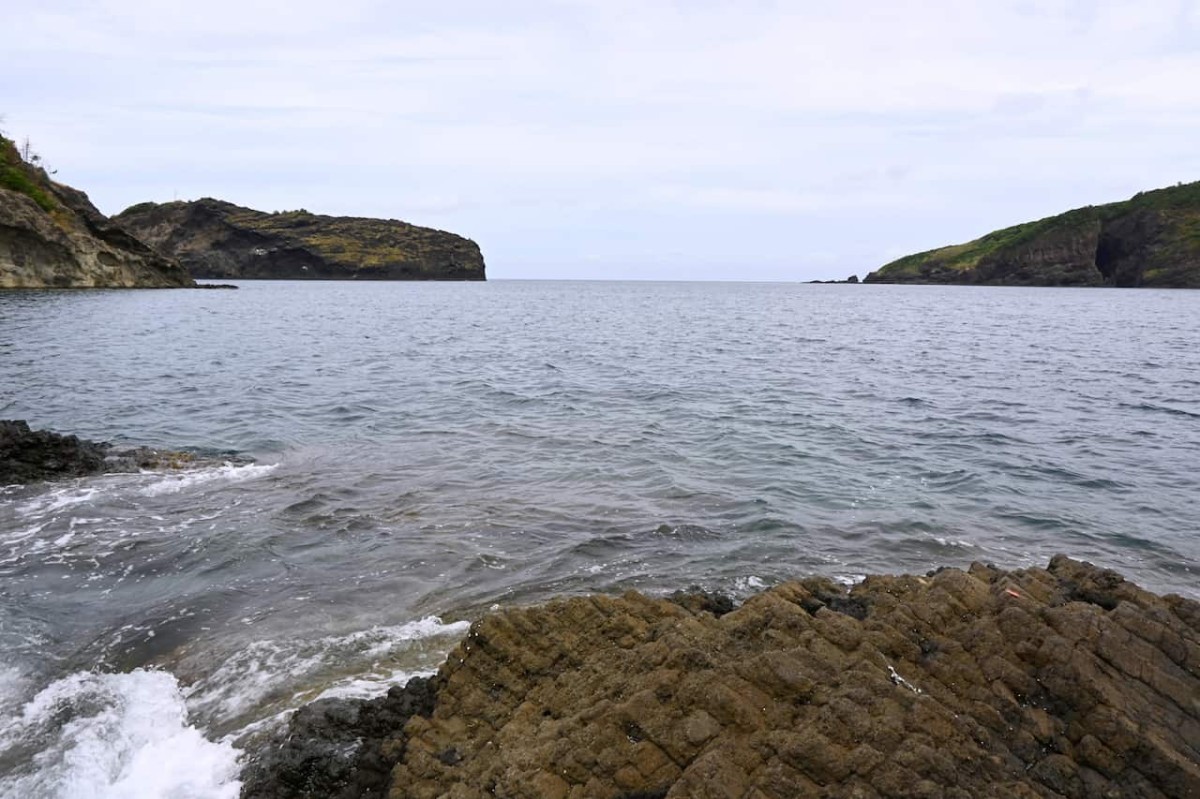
(865, 181, 1200, 288)
(0, 135, 195, 288)
(115, 199, 486, 281)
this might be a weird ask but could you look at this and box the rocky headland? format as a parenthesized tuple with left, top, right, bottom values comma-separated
(865, 181, 1200, 287)
(0, 420, 243, 484)
(0, 136, 195, 289)
(114, 199, 486, 281)
(242, 556, 1199, 799)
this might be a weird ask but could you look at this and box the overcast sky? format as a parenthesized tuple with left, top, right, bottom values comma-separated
(5, 1, 1200, 280)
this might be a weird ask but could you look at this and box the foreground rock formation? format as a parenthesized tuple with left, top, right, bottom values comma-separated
(243, 557, 1199, 799)
(0, 420, 238, 484)
(0, 136, 195, 288)
(865, 181, 1200, 287)
(114, 199, 486, 281)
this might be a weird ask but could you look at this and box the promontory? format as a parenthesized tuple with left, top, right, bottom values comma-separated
(865, 181, 1200, 287)
(115, 199, 486, 281)
(0, 135, 195, 288)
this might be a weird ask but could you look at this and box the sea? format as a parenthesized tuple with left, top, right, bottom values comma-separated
(1, 280, 1197, 797)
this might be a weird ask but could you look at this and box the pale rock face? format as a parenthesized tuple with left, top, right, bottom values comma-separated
(0, 180, 194, 289)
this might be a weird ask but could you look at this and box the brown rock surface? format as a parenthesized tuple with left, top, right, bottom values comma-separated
(0, 136, 195, 288)
(246, 557, 1200, 799)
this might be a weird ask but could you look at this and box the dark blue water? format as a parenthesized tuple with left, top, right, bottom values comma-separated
(1, 280, 1198, 796)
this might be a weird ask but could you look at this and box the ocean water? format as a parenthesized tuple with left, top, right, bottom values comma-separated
(1, 280, 1198, 796)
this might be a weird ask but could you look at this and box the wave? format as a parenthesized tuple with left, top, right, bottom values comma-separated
(138, 462, 279, 497)
(0, 669, 240, 799)
(183, 616, 470, 729)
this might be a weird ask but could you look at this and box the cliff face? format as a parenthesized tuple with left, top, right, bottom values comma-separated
(114, 199, 486, 281)
(242, 556, 1200, 799)
(865, 181, 1200, 287)
(0, 138, 195, 288)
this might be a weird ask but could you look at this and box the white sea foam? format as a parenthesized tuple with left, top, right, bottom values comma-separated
(14, 486, 103, 516)
(0, 669, 241, 799)
(184, 616, 470, 725)
(734, 575, 767, 593)
(139, 463, 278, 497)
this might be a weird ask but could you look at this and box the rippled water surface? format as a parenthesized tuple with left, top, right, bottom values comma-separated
(1, 280, 1198, 796)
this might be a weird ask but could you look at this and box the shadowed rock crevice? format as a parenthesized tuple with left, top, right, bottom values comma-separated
(243, 557, 1199, 798)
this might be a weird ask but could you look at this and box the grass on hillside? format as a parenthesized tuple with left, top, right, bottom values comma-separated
(877, 180, 1200, 277)
(0, 136, 56, 212)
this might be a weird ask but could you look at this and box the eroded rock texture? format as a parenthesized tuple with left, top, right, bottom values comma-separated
(246, 557, 1199, 799)
(0, 137, 195, 288)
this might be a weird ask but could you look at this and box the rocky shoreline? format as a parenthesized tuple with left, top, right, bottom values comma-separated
(242, 556, 1199, 798)
(0, 419, 244, 484)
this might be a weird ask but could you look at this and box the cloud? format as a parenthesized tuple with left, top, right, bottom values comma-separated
(4, 0, 1199, 280)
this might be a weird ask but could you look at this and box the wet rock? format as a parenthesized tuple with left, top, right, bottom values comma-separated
(0, 420, 248, 484)
(246, 558, 1200, 798)
(240, 677, 438, 799)
(0, 419, 107, 483)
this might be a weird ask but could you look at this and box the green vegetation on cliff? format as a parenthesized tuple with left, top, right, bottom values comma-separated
(0, 136, 195, 289)
(0, 136, 56, 212)
(865, 181, 1200, 288)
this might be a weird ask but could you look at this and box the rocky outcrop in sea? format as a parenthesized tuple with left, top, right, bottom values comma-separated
(0, 420, 243, 484)
(114, 199, 486, 281)
(865, 180, 1200, 287)
(242, 556, 1199, 798)
(0, 137, 195, 289)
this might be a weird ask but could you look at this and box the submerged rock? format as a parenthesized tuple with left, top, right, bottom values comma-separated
(246, 557, 1200, 798)
(0, 420, 245, 484)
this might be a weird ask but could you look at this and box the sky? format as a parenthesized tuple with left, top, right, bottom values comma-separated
(4, 0, 1200, 281)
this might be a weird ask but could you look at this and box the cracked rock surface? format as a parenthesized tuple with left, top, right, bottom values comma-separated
(247, 557, 1200, 799)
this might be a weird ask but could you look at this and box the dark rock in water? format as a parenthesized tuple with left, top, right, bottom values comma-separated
(247, 557, 1200, 798)
(667, 587, 736, 617)
(0, 136, 195, 288)
(240, 677, 437, 799)
(0, 420, 248, 484)
(0, 420, 108, 482)
(114, 198, 486, 281)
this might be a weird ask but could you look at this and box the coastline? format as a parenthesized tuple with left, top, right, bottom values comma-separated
(243, 556, 1200, 798)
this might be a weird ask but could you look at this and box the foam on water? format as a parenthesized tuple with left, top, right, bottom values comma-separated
(138, 463, 278, 497)
(0, 669, 241, 799)
(183, 616, 470, 727)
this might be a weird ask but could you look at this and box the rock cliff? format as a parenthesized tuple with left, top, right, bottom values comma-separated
(243, 556, 1200, 799)
(114, 199, 486, 281)
(0, 137, 195, 288)
(865, 181, 1200, 287)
